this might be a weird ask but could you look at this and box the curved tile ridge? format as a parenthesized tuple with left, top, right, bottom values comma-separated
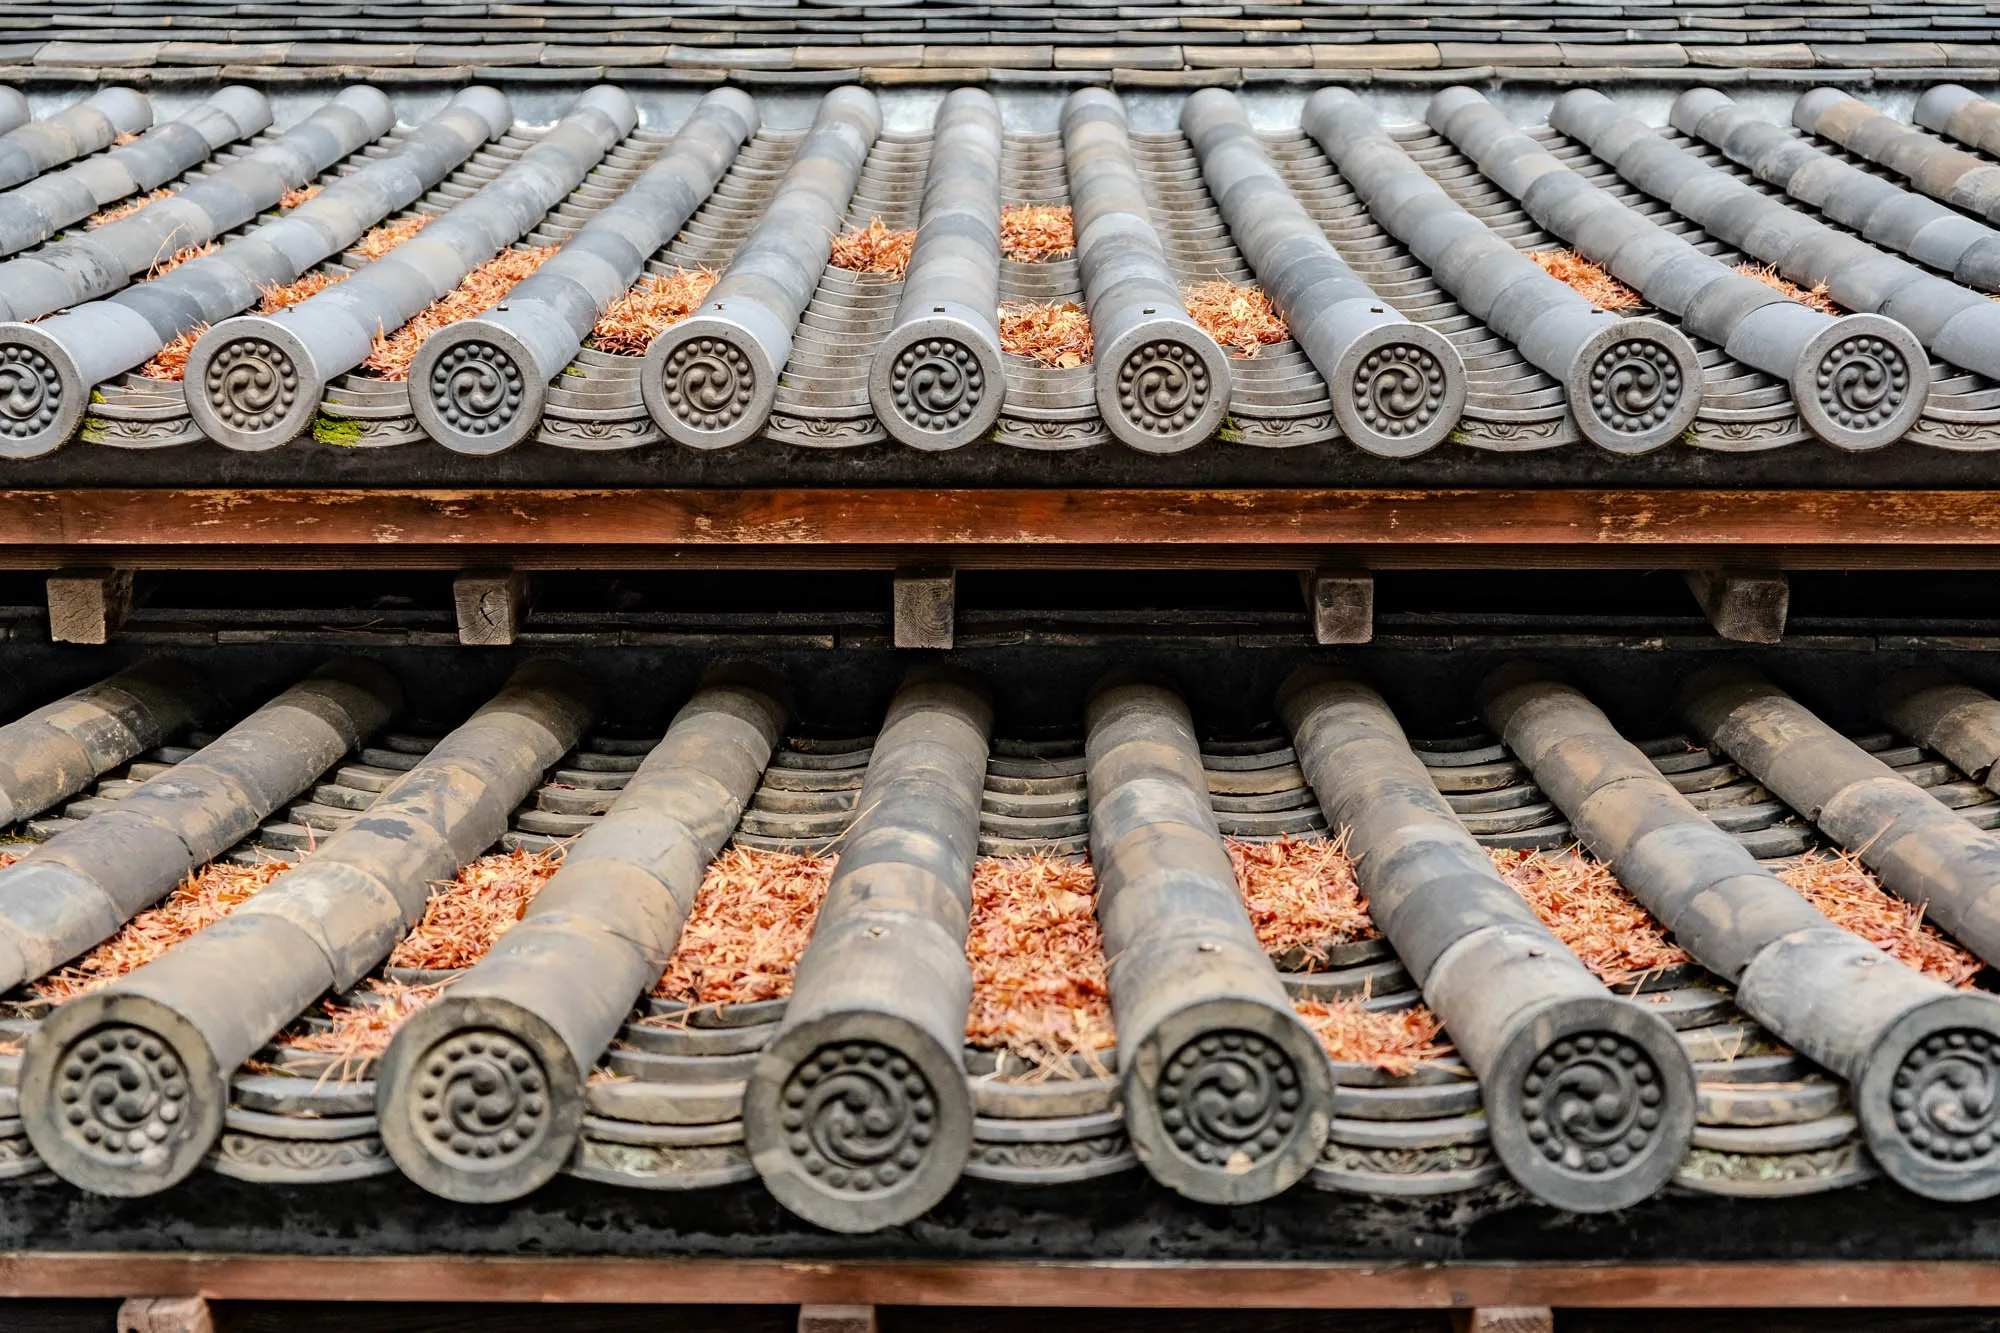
(0, 88, 382, 326)
(0, 659, 204, 829)
(1664, 90, 2000, 392)
(1915, 85, 2000, 166)
(1280, 667, 1695, 1212)
(1686, 665, 2000, 970)
(0, 89, 151, 195)
(1062, 88, 1231, 455)
(1089, 676, 1330, 1205)
(412, 89, 757, 457)
(641, 86, 881, 452)
(185, 85, 636, 454)
(0, 86, 267, 262)
(743, 667, 989, 1234)
(1551, 89, 1948, 451)
(1481, 662, 2000, 1204)
(377, 673, 785, 1204)
(1447, 87, 1926, 454)
(1182, 89, 1464, 459)
(0, 89, 511, 462)
(19, 658, 596, 1198)
(868, 89, 1005, 453)
(1799, 90, 2000, 251)
(1303, 87, 1697, 455)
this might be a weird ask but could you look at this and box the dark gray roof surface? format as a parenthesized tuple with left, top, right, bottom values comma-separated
(3, 78, 2000, 477)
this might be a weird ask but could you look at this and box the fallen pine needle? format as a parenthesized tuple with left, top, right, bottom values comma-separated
(282, 978, 445, 1082)
(1293, 997, 1455, 1074)
(1738, 263, 1837, 315)
(650, 847, 834, 1009)
(829, 217, 914, 278)
(255, 269, 343, 314)
(1491, 847, 1689, 987)
(33, 858, 292, 1002)
(589, 266, 719, 356)
(278, 184, 321, 211)
(387, 846, 562, 971)
(1185, 279, 1288, 357)
(88, 188, 169, 229)
(1001, 204, 1074, 263)
(999, 301, 1092, 368)
(965, 854, 1114, 1077)
(355, 212, 433, 260)
(1530, 248, 1642, 312)
(363, 244, 559, 380)
(1228, 834, 1374, 966)
(138, 325, 204, 380)
(1780, 850, 1982, 988)
(148, 241, 213, 280)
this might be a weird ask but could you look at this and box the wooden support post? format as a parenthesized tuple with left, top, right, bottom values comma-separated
(893, 567, 955, 649)
(453, 568, 530, 647)
(1301, 568, 1373, 645)
(1684, 568, 1788, 644)
(117, 1296, 215, 1333)
(798, 1305, 878, 1333)
(46, 567, 133, 645)
(1451, 1309, 1554, 1333)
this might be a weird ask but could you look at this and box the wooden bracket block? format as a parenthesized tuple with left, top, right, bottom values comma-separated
(1301, 568, 1373, 645)
(47, 567, 134, 645)
(1684, 568, 1788, 645)
(454, 568, 531, 646)
(117, 1296, 215, 1333)
(799, 1305, 877, 1333)
(893, 568, 955, 649)
(1451, 1308, 1553, 1333)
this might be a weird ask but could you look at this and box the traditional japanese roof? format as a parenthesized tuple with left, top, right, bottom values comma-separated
(0, 77, 1999, 487)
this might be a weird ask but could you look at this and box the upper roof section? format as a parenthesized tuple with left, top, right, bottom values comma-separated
(10, 76, 2000, 488)
(3, 2, 2000, 89)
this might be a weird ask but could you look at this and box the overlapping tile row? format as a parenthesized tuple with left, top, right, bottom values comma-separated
(5, 655, 2000, 1213)
(12, 82, 2000, 463)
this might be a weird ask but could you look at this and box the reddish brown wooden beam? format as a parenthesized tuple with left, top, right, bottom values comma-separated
(4, 1255, 2000, 1308)
(4, 489, 2000, 553)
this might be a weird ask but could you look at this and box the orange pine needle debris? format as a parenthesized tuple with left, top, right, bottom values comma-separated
(1293, 997, 1455, 1074)
(999, 300, 1092, 368)
(1000, 204, 1074, 263)
(283, 979, 446, 1081)
(362, 244, 558, 380)
(88, 188, 169, 229)
(354, 212, 433, 261)
(965, 854, 1115, 1076)
(33, 858, 292, 1002)
(112, 131, 139, 148)
(138, 324, 205, 380)
(829, 217, 914, 278)
(651, 847, 834, 1009)
(1737, 263, 1837, 315)
(1779, 850, 1983, 989)
(386, 846, 562, 972)
(1228, 834, 1375, 966)
(1490, 847, 1689, 986)
(1184, 279, 1288, 357)
(147, 241, 213, 280)
(1529, 248, 1642, 312)
(589, 266, 719, 356)
(255, 269, 341, 314)
(278, 185, 321, 211)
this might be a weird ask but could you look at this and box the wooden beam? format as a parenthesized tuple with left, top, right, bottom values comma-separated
(798, 1306, 877, 1333)
(1302, 569, 1373, 645)
(46, 567, 133, 644)
(453, 569, 530, 647)
(15, 1255, 2000, 1309)
(1684, 569, 1789, 644)
(893, 568, 955, 649)
(1453, 1309, 1553, 1333)
(117, 1296, 214, 1333)
(5, 489, 2000, 554)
